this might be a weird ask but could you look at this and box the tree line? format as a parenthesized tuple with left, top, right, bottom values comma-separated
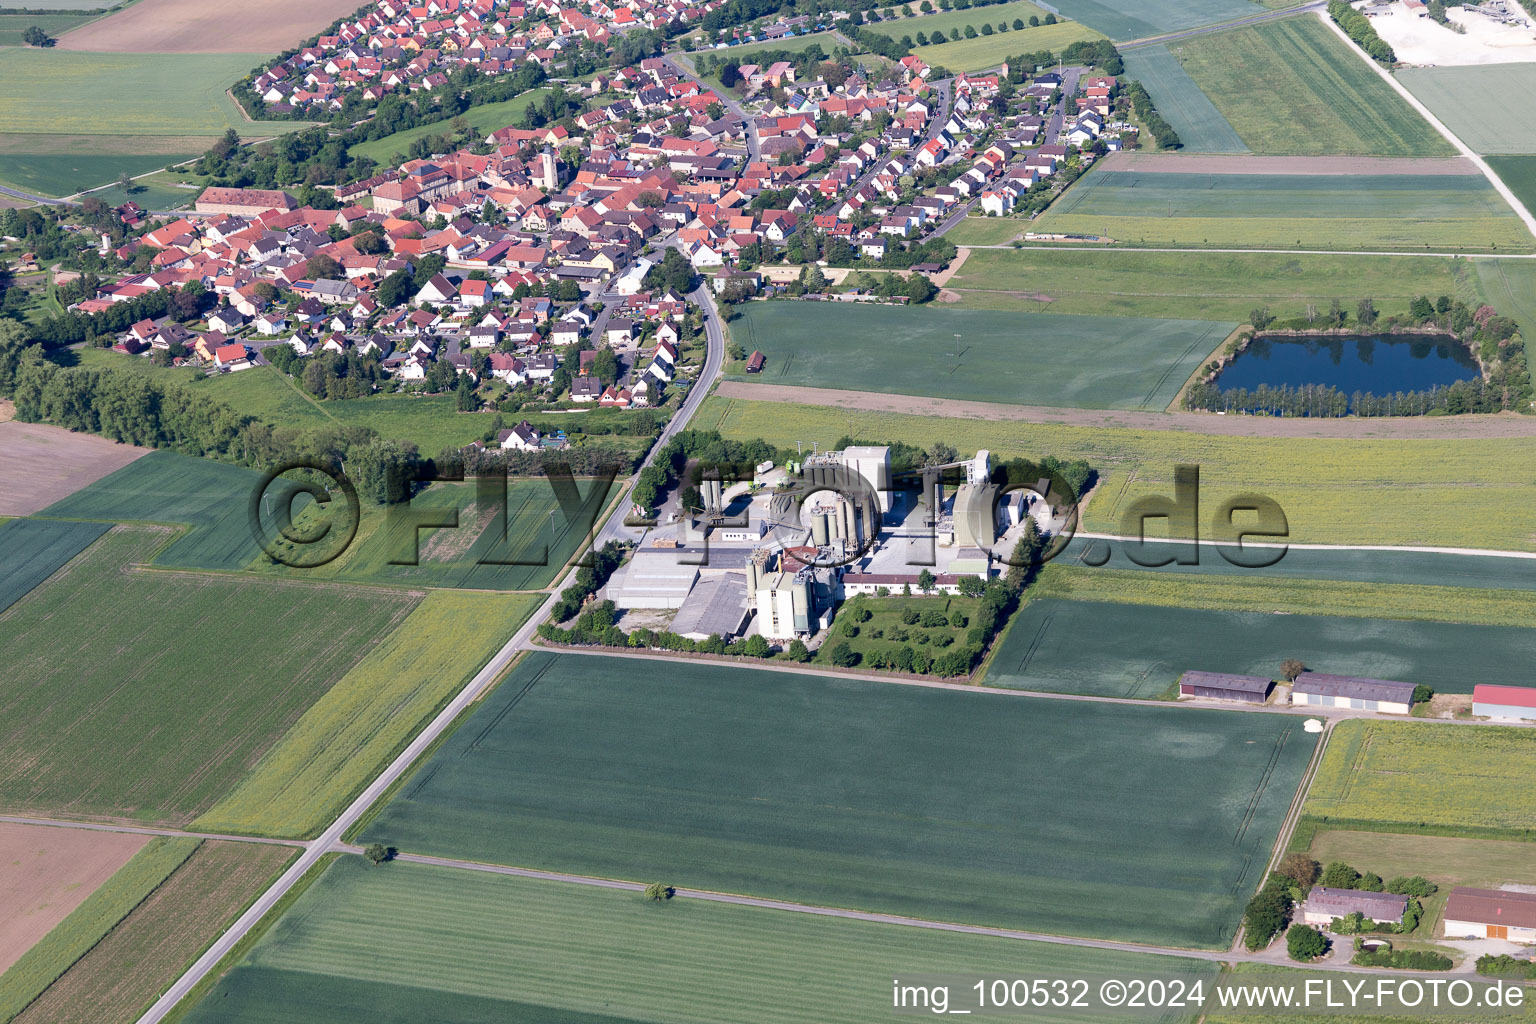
(1328, 0, 1395, 65)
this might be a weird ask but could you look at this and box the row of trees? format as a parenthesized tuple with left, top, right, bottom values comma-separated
(1328, 0, 1395, 65)
(1123, 79, 1180, 150)
(910, 13, 1055, 46)
(1184, 378, 1515, 417)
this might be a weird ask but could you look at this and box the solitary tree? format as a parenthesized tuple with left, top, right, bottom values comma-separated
(917, 568, 936, 594)
(22, 25, 51, 47)
(1286, 924, 1328, 962)
(644, 881, 674, 901)
(117, 171, 135, 194)
(1280, 658, 1306, 682)
(1278, 852, 1320, 890)
(364, 843, 392, 865)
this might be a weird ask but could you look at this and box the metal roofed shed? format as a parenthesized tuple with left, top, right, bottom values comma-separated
(671, 572, 751, 641)
(1443, 887, 1536, 943)
(1473, 683, 1536, 721)
(1178, 671, 1272, 703)
(608, 551, 699, 610)
(1300, 887, 1409, 927)
(1290, 673, 1418, 714)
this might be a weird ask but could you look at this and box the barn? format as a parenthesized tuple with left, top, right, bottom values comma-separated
(1300, 887, 1409, 927)
(1472, 684, 1536, 722)
(1443, 888, 1536, 943)
(1290, 673, 1416, 715)
(1178, 671, 1272, 703)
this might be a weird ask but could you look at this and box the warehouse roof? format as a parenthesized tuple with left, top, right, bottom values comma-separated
(1473, 684, 1536, 709)
(1179, 671, 1272, 695)
(1445, 888, 1536, 930)
(1306, 887, 1409, 918)
(1291, 673, 1417, 703)
(670, 572, 750, 641)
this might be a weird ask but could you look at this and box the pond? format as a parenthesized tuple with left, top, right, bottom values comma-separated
(1214, 334, 1481, 394)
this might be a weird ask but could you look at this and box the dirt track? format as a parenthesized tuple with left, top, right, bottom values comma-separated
(0, 420, 150, 515)
(0, 822, 146, 974)
(1100, 151, 1481, 177)
(56, 0, 366, 53)
(715, 381, 1536, 439)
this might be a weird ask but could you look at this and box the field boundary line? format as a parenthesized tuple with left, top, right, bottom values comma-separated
(1074, 532, 1536, 560)
(0, 816, 306, 847)
(1314, 9, 1536, 243)
(963, 244, 1536, 258)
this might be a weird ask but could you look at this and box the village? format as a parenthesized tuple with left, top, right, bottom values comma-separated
(12, 0, 1142, 422)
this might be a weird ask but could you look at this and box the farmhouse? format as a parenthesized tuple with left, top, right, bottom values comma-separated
(195, 187, 298, 217)
(1472, 683, 1536, 721)
(1177, 671, 1272, 703)
(1443, 888, 1536, 943)
(1290, 673, 1417, 714)
(1300, 887, 1409, 928)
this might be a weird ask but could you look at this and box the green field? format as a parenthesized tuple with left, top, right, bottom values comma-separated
(945, 248, 1462, 320)
(1401, 63, 1536, 156)
(187, 858, 1217, 1024)
(0, 151, 193, 198)
(1303, 719, 1536, 839)
(695, 395, 1536, 550)
(1057, 535, 1536, 592)
(348, 89, 552, 165)
(1470, 257, 1536, 343)
(0, 526, 419, 823)
(943, 215, 1027, 245)
(192, 590, 541, 838)
(0, 50, 264, 136)
(1488, 155, 1536, 217)
(1048, 0, 1263, 40)
(363, 652, 1314, 947)
(728, 302, 1233, 410)
(0, 837, 198, 1023)
(0, 517, 109, 612)
(866, 0, 1048, 41)
(917, 20, 1101, 72)
(704, 30, 843, 62)
(42, 450, 273, 570)
(0, 13, 101, 46)
(1032, 168, 1532, 251)
(1173, 18, 1454, 157)
(1032, 563, 1536, 628)
(986, 592, 1536, 699)
(1120, 45, 1246, 153)
(247, 477, 612, 591)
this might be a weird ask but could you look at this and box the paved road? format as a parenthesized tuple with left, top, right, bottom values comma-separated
(1119, 1, 1326, 49)
(663, 55, 759, 163)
